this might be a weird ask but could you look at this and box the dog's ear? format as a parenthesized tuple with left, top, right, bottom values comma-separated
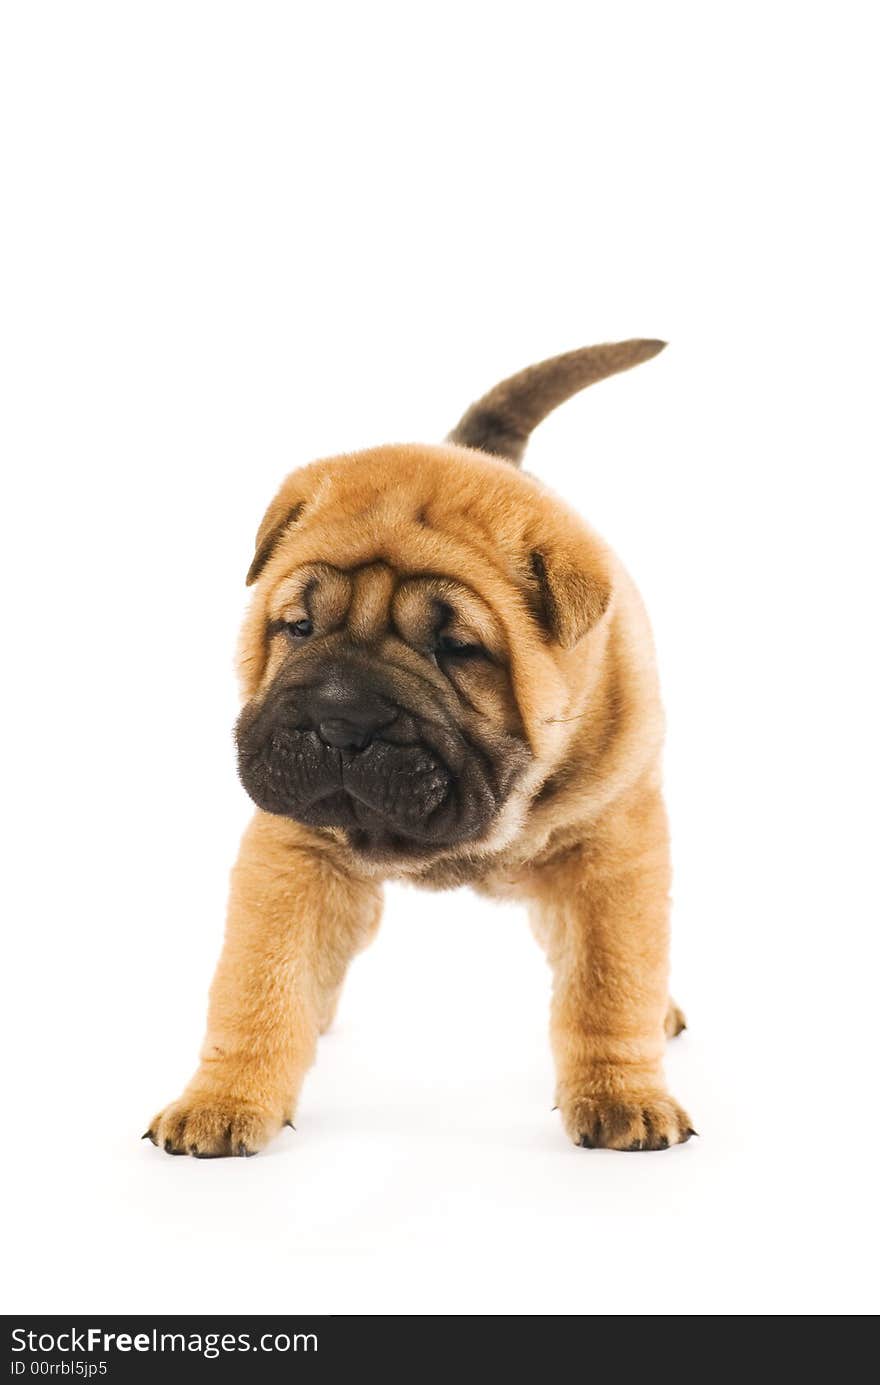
(246, 496, 306, 586)
(529, 543, 611, 649)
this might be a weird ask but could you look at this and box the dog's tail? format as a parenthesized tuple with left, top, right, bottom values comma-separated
(446, 339, 666, 467)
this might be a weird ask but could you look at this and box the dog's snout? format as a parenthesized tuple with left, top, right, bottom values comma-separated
(307, 673, 397, 752)
(317, 716, 376, 751)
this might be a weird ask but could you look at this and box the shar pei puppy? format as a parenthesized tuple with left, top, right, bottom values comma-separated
(146, 339, 693, 1157)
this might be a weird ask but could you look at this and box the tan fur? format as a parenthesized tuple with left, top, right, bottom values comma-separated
(148, 344, 692, 1157)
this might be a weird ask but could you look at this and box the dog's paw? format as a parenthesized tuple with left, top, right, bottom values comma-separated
(664, 1000, 687, 1038)
(561, 1091, 695, 1151)
(143, 1096, 286, 1158)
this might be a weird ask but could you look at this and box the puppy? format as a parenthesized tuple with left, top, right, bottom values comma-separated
(146, 340, 693, 1157)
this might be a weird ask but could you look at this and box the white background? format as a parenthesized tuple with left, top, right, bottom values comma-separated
(2, 2, 878, 1316)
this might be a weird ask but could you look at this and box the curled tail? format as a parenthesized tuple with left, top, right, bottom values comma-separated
(447, 338, 666, 467)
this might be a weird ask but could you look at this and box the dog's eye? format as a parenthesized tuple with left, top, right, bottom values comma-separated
(287, 618, 313, 639)
(436, 634, 483, 660)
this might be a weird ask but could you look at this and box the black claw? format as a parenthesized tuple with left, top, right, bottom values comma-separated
(284, 1120, 296, 1130)
(657, 1135, 669, 1150)
(164, 1141, 187, 1155)
(626, 1140, 643, 1152)
(237, 1142, 256, 1157)
(684, 1127, 698, 1139)
(579, 1134, 595, 1149)
(141, 1130, 156, 1144)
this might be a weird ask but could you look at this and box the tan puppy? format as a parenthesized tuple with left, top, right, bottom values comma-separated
(146, 340, 693, 1157)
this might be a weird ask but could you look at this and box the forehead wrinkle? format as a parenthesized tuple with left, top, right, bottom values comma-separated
(266, 567, 313, 616)
(394, 576, 504, 653)
(270, 517, 527, 611)
(263, 516, 543, 670)
(347, 563, 395, 642)
(266, 563, 351, 626)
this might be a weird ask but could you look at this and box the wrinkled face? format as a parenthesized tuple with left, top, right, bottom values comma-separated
(235, 562, 531, 864)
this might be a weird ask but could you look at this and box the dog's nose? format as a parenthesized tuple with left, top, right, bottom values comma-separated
(309, 676, 396, 752)
(318, 716, 380, 751)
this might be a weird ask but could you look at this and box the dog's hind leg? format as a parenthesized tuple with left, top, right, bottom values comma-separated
(665, 999, 687, 1038)
(318, 982, 345, 1034)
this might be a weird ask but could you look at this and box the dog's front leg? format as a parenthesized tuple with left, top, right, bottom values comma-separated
(530, 781, 693, 1151)
(146, 812, 382, 1157)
